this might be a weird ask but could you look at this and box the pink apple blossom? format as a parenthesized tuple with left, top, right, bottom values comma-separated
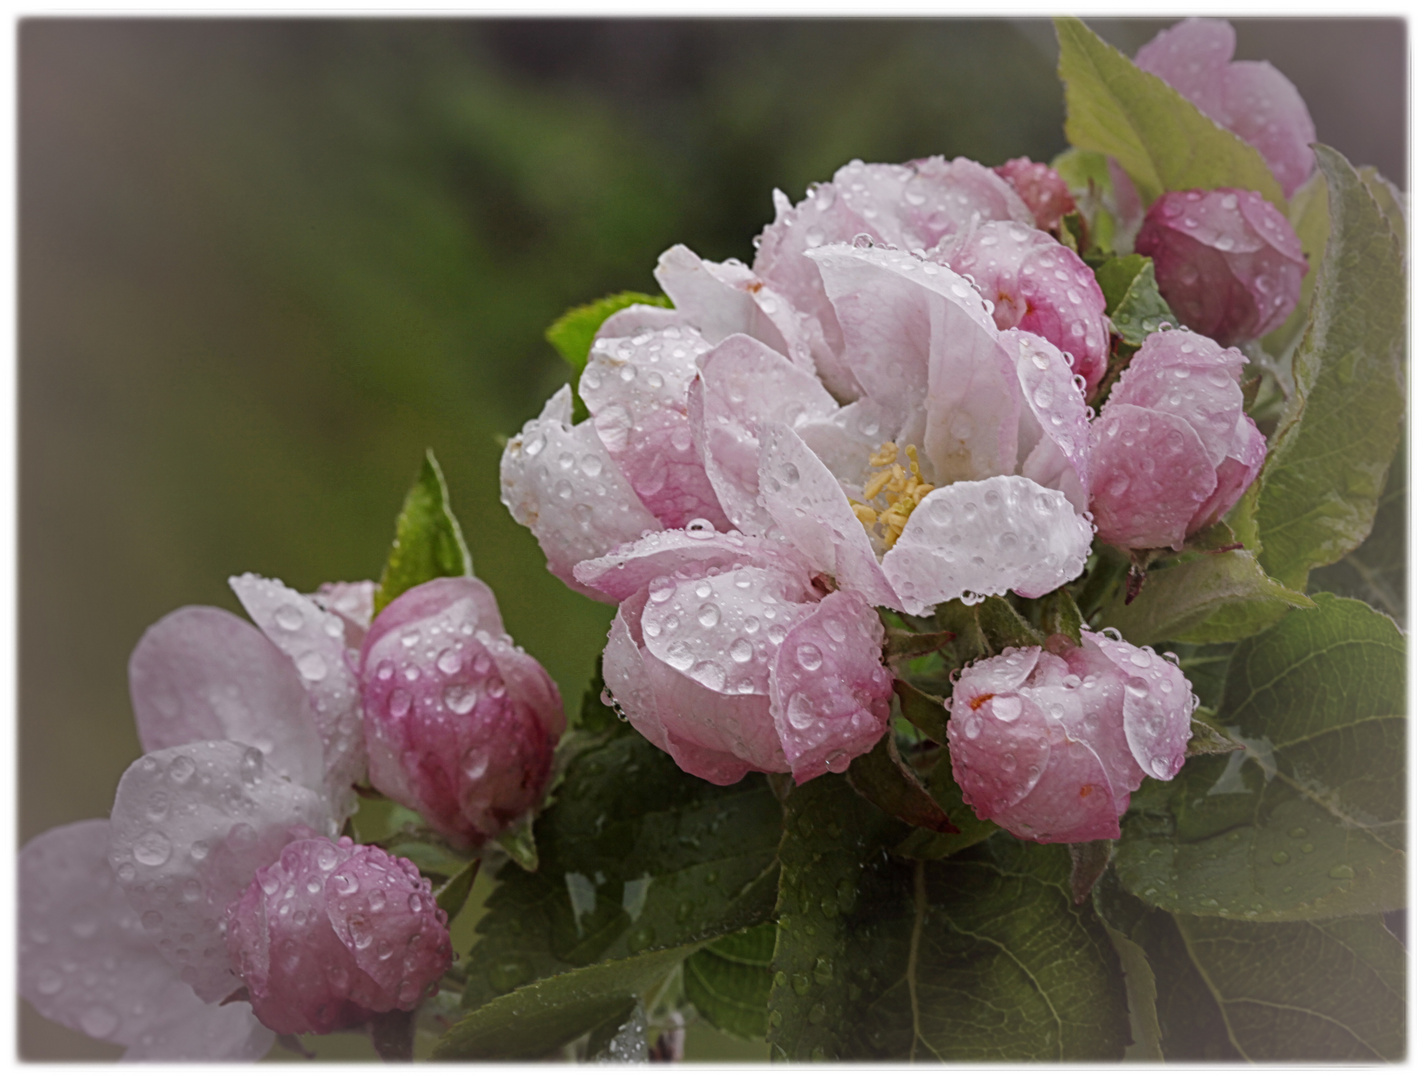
(1090, 328, 1266, 551)
(1135, 188, 1308, 345)
(359, 576, 565, 850)
(225, 835, 452, 1035)
(575, 528, 893, 786)
(947, 632, 1194, 844)
(1135, 19, 1317, 198)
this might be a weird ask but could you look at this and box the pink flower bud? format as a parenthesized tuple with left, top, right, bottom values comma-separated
(1135, 188, 1307, 346)
(993, 157, 1077, 232)
(1090, 328, 1266, 551)
(939, 220, 1110, 394)
(359, 578, 565, 849)
(225, 835, 451, 1035)
(947, 632, 1193, 844)
(1135, 19, 1317, 198)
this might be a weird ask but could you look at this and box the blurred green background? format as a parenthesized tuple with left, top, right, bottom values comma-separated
(18, 18, 1404, 1061)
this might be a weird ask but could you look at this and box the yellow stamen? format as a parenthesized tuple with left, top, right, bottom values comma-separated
(848, 441, 937, 550)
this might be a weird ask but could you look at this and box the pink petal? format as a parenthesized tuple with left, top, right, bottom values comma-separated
(994, 157, 1077, 232)
(1221, 61, 1317, 198)
(128, 606, 325, 792)
(230, 573, 367, 814)
(946, 650, 1056, 819)
(900, 156, 1035, 245)
(20, 819, 274, 1061)
(757, 422, 901, 609)
(942, 220, 1109, 394)
(1089, 403, 1220, 550)
(1187, 413, 1267, 536)
(653, 244, 817, 371)
(1134, 18, 1235, 120)
(596, 303, 687, 339)
(881, 477, 1093, 616)
(107, 742, 335, 1004)
(574, 526, 816, 605)
(1095, 637, 1194, 781)
(1006, 330, 1092, 514)
(692, 333, 839, 534)
(582, 321, 730, 529)
(500, 384, 664, 602)
(311, 580, 376, 641)
(769, 590, 892, 784)
(1106, 328, 1248, 466)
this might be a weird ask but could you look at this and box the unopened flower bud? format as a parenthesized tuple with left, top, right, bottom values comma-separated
(993, 157, 1076, 232)
(224, 835, 451, 1035)
(1135, 188, 1307, 345)
(947, 632, 1193, 844)
(1090, 328, 1266, 551)
(359, 578, 565, 849)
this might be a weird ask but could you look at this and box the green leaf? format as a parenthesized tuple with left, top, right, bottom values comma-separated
(683, 924, 776, 1040)
(460, 723, 781, 1012)
(1168, 912, 1404, 1061)
(1055, 18, 1285, 212)
(1050, 148, 1120, 255)
(882, 627, 956, 659)
(372, 449, 472, 616)
(434, 946, 696, 1060)
(1095, 254, 1178, 346)
(433, 859, 480, 922)
(769, 779, 1127, 1061)
(975, 595, 1044, 652)
(1097, 549, 1313, 645)
(1115, 595, 1405, 920)
(1018, 586, 1085, 646)
(1308, 435, 1405, 624)
(583, 998, 649, 1062)
(494, 816, 539, 873)
(892, 679, 947, 744)
(846, 732, 959, 834)
(1244, 146, 1406, 591)
(1186, 715, 1242, 758)
(545, 291, 672, 423)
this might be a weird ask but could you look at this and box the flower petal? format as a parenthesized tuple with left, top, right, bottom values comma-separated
(1006, 330, 1091, 513)
(769, 590, 892, 784)
(20, 819, 274, 1061)
(500, 384, 663, 602)
(582, 322, 729, 529)
(230, 573, 367, 814)
(108, 742, 335, 1003)
(1187, 413, 1267, 536)
(757, 422, 900, 609)
(128, 607, 325, 792)
(882, 477, 1093, 615)
(1095, 637, 1194, 782)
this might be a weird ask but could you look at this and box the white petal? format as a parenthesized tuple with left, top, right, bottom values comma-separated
(881, 477, 1093, 616)
(108, 742, 335, 1003)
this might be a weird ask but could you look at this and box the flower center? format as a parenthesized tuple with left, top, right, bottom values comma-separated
(848, 441, 936, 550)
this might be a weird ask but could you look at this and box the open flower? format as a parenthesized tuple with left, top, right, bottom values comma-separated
(226, 835, 451, 1035)
(1135, 187, 1308, 345)
(947, 632, 1195, 844)
(1090, 328, 1266, 551)
(359, 576, 565, 849)
(694, 242, 1095, 617)
(1134, 18, 1317, 198)
(576, 528, 893, 786)
(19, 574, 405, 1059)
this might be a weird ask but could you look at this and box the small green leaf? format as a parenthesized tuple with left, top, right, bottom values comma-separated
(846, 733, 959, 834)
(974, 595, 1044, 652)
(1097, 549, 1313, 645)
(892, 679, 947, 744)
(894, 752, 1000, 861)
(1068, 839, 1113, 905)
(1056, 18, 1285, 212)
(1186, 715, 1242, 758)
(434, 946, 697, 1060)
(434, 859, 481, 922)
(1115, 596, 1405, 920)
(1095, 254, 1178, 346)
(883, 627, 956, 659)
(545, 291, 672, 423)
(1020, 586, 1085, 646)
(683, 924, 776, 1040)
(1244, 146, 1406, 591)
(373, 450, 472, 616)
(495, 817, 539, 873)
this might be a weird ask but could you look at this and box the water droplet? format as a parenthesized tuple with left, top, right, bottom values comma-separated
(1328, 864, 1355, 880)
(685, 518, 715, 538)
(990, 695, 1022, 722)
(297, 651, 328, 681)
(730, 638, 754, 664)
(133, 830, 173, 867)
(444, 683, 479, 715)
(389, 688, 412, 718)
(796, 644, 823, 671)
(786, 693, 817, 731)
(436, 648, 463, 675)
(1271, 850, 1290, 865)
(697, 603, 721, 629)
(79, 1005, 119, 1039)
(167, 756, 195, 784)
(461, 748, 490, 781)
(792, 973, 812, 996)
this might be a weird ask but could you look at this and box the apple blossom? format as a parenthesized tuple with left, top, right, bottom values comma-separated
(947, 632, 1194, 844)
(225, 835, 452, 1035)
(575, 527, 893, 786)
(1089, 328, 1266, 551)
(993, 156, 1077, 232)
(359, 576, 565, 850)
(1135, 188, 1308, 345)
